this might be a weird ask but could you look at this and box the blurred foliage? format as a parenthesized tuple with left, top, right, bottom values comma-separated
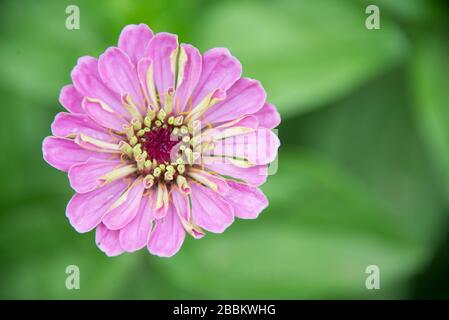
(194, 0, 408, 116)
(411, 34, 449, 198)
(0, 0, 448, 299)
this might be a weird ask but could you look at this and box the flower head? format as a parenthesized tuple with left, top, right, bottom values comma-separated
(43, 24, 280, 257)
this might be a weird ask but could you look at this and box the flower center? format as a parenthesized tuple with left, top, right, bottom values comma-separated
(118, 109, 200, 189)
(141, 126, 180, 164)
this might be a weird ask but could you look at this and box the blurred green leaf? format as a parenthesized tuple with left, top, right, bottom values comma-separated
(194, 0, 408, 117)
(155, 151, 426, 299)
(0, 0, 201, 105)
(288, 69, 447, 245)
(411, 34, 449, 200)
(0, 196, 199, 299)
(0, 200, 141, 299)
(357, 0, 442, 23)
(159, 226, 422, 299)
(263, 152, 413, 242)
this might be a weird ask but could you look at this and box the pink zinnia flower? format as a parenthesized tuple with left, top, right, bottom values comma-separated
(43, 24, 280, 257)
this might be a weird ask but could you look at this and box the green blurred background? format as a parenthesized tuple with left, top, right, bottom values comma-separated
(1, 0, 448, 299)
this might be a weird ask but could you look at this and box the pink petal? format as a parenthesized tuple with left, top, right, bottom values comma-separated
(96, 223, 125, 257)
(74, 134, 121, 154)
(223, 180, 268, 219)
(148, 205, 185, 258)
(102, 179, 145, 230)
(137, 58, 158, 108)
(68, 158, 125, 193)
(190, 48, 242, 109)
(188, 170, 229, 195)
(42, 137, 111, 172)
(98, 47, 145, 109)
(211, 129, 280, 165)
(171, 187, 190, 221)
(203, 160, 268, 187)
(190, 183, 234, 233)
(59, 85, 83, 114)
(82, 97, 128, 132)
(71, 56, 127, 117)
(225, 115, 259, 129)
(144, 32, 178, 107)
(153, 184, 169, 219)
(119, 194, 154, 252)
(172, 187, 205, 239)
(51, 112, 120, 143)
(66, 179, 128, 233)
(252, 103, 281, 129)
(203, 78, 266, 124)
(201, 115, 259, 137)
(173, 44, 202, 113)
(118, 24, 153, 66)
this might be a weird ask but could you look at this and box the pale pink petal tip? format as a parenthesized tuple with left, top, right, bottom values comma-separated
(253, 103, 281, 129)
(66, 180, 128, 233)
(224, 181, 268, 219)
(59, 85, 84, 114)
(190, 183, 234, 233)
(96, 223, 125, 257)
(148, 206, 186, 258)
(42, 137, 110, 172)
(118, 24, 153, 65)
